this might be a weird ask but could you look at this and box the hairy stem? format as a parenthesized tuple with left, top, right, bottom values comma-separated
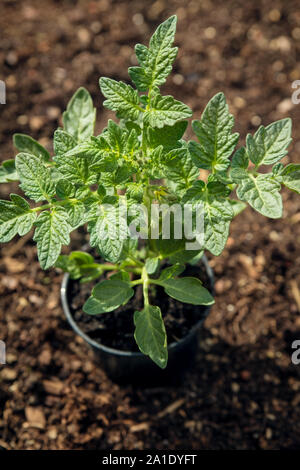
(142, 266, 149, 307)
(31, 198, 79, 213)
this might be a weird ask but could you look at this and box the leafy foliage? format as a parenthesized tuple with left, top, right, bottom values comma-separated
(15, 153, 56, 202)
(100, 78, 142, 121)
(55, 251, 102, 283)
(14, 134, 50, 162)
(0, 16, 296, 369)
(230, 118, 293, 218)
(62, 87, 96, 142)
(157, 277, 214, 305)
(33, 208, 70, 269)
(129, 15, 178, 92)
(0, 159, 19, 183)
(144, 94, 192, 128)
(189, 92, 238, 172)
(134, 305, 167, 368)
(0, 194, 36, 242)
(83, 279, 134, 315)
(245, 118, 292, 167)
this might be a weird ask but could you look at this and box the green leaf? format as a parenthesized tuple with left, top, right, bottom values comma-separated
(230, 147, 249, 183)
(15, 153, 55, 202)
(53, 129, 77, 155)
(99, 77, 142, 121)
(88, 204, 128, 263)
(0, 194, 36, 242)
(183, 182, 233, 255)
(158, 277, 214, 305)
(186, 250, 205, 266)
(127, 66, 150, 95)
(54, 155, 97, 185)
(101, 120, 139, 167)
(109, 270, 131, 282)
(0, 159, 19, 183)
(65, 200, 85, 228)
(126, 182, 144, 202)
(246, 118, 292, 167)
(144, 146, 164, 179)
(147, 121, 187, 151)
(272, 163, 284, 176)
(71, 121, 140, 179)
(62, 87, 96, 142)
(119, 237, 138, 261)
(189, 92, 239, 172)
(159, 263, 185, 281)
(155, 237, 185, 258)
(129, 15, 178, 92)
(144, 94, 192, 128)
(56, 180, 75, 199)
(279, 164, 300, 194)
(122, 120, 142, 135)
(236, 173, 282, 218)
(13, 134, 50, 162)
(33, 207, 71, 269)
(97, 184, 106, 200)
(182, 180, 206, 201)
(206, 180, 231, 197)
(80, 197, 100, 224)
(55, 251, 101, 282)
(102, 163, 132, 185)
(145, 257, 160, 274)
(134, 305, 168, 369)
(164, 148, 199, 193)
(203, 197, 233, 256)
(105, 120, 124, 155)
(65, 136, 117, 172)
(169, 249, 203, 264)
(228, 199, 247, 217)
(53, 132, 100, 185)
(69, 251, 94, 265)
(83, 279, 134, 315)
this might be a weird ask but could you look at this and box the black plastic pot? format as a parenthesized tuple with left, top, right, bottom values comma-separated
(61, 256, 214, 386)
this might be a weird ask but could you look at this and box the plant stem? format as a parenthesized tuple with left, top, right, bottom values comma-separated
(80, 262, 142, 274)
(31, 198, 79, 213)
(128, 255, 144, 268)
(142, 266, 149, 307)
(147, 278, 161, 286)
(131, 279, 143, 287)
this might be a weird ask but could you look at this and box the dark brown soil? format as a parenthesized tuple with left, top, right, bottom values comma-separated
(0, 0, 300, 451)
(69, 262, 212, 351)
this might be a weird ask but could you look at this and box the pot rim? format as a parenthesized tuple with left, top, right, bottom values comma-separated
(61, 255, 214, 358)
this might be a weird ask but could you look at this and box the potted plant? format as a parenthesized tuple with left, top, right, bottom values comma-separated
(0, 16, 298, 384)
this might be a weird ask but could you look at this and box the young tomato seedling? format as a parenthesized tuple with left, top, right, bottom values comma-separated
(0, 16, 298, 368)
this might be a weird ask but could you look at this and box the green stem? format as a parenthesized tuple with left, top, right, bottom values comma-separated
(31, 183, 102, 213)
(148, 279, 162, 286)
(31, 198, 79, 213)
(31, 203, 52, 212)
(141, 123, 148, 157)
(81, 262, 142, 274)
(142, 266, 149, 307)
(90, 263, 118, 270)
(131, 278, 143, 287)
(128, 255, 144, 268)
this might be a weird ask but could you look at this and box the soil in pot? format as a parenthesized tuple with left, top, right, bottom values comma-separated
(68, 262, 212, 353)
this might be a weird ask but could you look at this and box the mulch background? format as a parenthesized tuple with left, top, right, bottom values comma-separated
(0, 0, 300, 449)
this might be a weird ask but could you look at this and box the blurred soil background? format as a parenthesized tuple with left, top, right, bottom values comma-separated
(1, 0, 300, 450)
